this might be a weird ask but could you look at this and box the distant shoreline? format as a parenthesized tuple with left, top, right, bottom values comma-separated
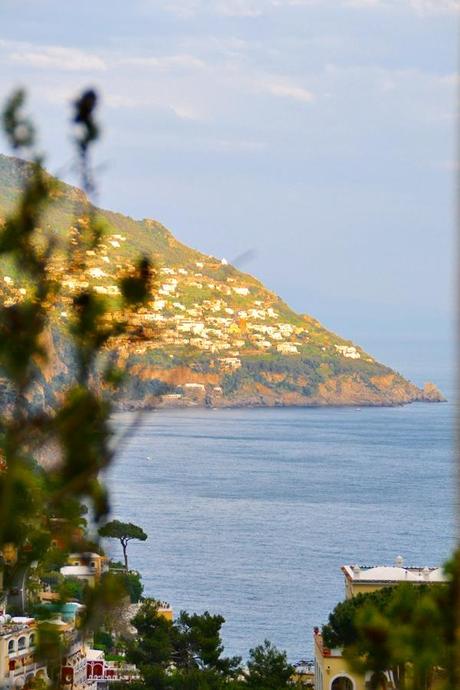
(114, 395, 446, 413)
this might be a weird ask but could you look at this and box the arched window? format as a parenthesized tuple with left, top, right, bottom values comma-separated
(8, 639, 15, 653)
(331, 677, 354, 690)
(18, 637, 26, 650)
(29, 633, 35, 647)
(93, 662, 104, 678)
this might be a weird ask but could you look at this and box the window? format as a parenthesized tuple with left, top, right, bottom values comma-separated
(29, 633, 35, 647)
(93, 663, 104, 678)
(8, 639, 15, 653)
(18, 637, 26, 650)
(331, 677, 354, 690)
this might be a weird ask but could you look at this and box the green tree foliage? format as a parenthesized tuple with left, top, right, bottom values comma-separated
(322, 587, 396, 649)
(174, 610, 241, 676)
(127, 599, 174, 670)
(0, 89, 154, 686)
(93, 629, 115, 653)
(126, 599, 242, 690)
(322, 578, 459, 690)
(245, 639, 294, 690)
(99, 519, 148, 570)
(58, 575, 87, 603)
(122, 570, 144, 603)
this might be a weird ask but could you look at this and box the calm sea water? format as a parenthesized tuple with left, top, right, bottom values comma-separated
(107, 338, 456, 662)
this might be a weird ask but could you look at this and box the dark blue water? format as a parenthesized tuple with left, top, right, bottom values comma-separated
(107, 338, 455, 662)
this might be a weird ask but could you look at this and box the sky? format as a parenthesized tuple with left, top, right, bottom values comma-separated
(0, 0, 458, 355)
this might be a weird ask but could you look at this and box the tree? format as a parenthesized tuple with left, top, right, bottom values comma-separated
(322, 583, 450, 690)
(123, 570, 144, 603)
(58, 575, 87, 603)
(245, 640, 294, 690)
(126, 600, 242, 690)
(322, 587, 394, 649)
(99, 519, 148, 570)
(174, 610, 241, 677)
(0, 89, 153, 679)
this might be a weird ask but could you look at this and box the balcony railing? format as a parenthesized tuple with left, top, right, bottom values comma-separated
(12, 661, 47, 677)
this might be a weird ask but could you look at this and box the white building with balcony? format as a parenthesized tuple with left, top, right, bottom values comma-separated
(60, 553, 109, 587)
(61, 629, 97, 690)
(0, 618, 48, 689)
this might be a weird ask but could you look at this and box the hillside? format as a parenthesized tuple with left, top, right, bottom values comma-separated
(0, 154, 444, 409)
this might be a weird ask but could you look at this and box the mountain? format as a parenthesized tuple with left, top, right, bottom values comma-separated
(0, 154, 444, 409)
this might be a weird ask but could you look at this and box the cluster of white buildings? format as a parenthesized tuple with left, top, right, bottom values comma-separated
(127, 261, 312, 358)
(0, 240, 368, 370)
(0, 614, 139, 690)
(334, 345, 361, 360)
(0, 614, 47, 690)
(0, 550, 156, 690)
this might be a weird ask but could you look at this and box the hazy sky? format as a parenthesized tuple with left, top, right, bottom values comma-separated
(0, 0, 457, 347)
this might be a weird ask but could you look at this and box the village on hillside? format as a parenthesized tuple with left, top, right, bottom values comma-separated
(0, 226, 389, 410)
(0, 235, 364, 369)
(0, 153, 442, 411)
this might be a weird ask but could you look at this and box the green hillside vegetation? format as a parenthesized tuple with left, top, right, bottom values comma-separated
(0, 153, 444, 409)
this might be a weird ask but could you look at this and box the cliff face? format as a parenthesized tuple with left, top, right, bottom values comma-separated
(117, 366, 445, 410)
(0, 154, 445, 409)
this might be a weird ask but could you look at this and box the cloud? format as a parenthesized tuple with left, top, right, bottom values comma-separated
(344, 0, 460, 12)
(214, 0, 265, 16)
(103, 93, 205, 121)
(286, 0, 460, 10)
(156, 0, 202, 17)
(40, 86, 80, 105)
(436, 159, 459, 172)
(169, 104, 204, 120)
(264, 81, 315, 103)
(409, 0, 460, 14)
(2, 42, 107, 71)
(151, 0, 460, 15)
(121, 54, 206, 70)
(104, 94, 146, 109)
(210, 137, 267, 151)
(343, 0, 384, 7)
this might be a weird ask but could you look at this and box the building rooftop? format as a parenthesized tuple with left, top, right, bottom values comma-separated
(342, 557, 447, 584)
(87, 648, 105, 661)
(61, 565, 95, 577)
(0, 619, 35, 637)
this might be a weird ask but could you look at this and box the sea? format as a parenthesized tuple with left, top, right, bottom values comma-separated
(107, 337, 456, 663)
